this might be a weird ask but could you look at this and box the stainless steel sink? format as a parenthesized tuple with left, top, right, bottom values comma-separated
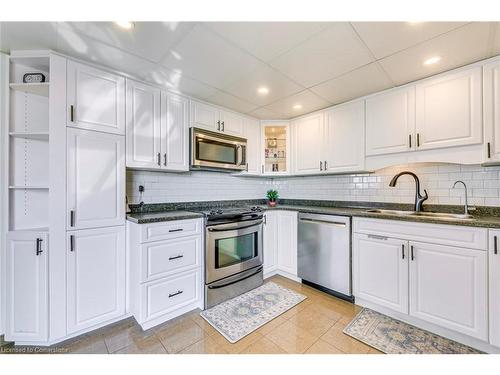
(364, 209, 475, 220)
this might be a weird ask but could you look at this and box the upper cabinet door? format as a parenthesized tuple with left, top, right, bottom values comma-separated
(66, 226, 126, 334)
(67, 128, 125, 230)
(126, 79, 161, 169)
(67, 61, 125, 135)
(415, 66, 482, 151)
(409, 241, 487, 340)
(292, 113, 324, 175)
(324, 101, 365, 173)
(483, 59, 500, 163)
(161, 92, 189, 171)
(489, 230, 500, 348)
(220, 110, 244, 136)
(190, 100, 220, 132)
(365, 86, 415, 156)
(6, 232, 48, 343)
(242, 118, 261, 175)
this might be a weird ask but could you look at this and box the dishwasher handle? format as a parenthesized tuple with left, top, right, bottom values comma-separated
(299, 217, 347, 227)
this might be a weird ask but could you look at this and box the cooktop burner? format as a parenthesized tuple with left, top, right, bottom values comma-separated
(199, 206, 263, 224)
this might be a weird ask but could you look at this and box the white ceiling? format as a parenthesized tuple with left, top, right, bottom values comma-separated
(1, 21, 499, 119)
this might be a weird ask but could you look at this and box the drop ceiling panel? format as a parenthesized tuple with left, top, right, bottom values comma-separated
(206, 90, 259, 114)
(161, 24, 266, 89)
(351, 22, 470, 59)
(0, 22, 58, 52)
(264, 90, 331, 118)
(223, 66, 304, 106)
(310, 63, 394, 104)
(379, 22, 494, 85)
(269, 23, 375, 87)
(248, 107, 286, 120)
(59, 22, 196, 63)
(205, 22, 330, 62)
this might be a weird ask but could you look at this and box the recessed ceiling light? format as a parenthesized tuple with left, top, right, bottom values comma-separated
(423, 56, 441, 66)
(115, 21, 135, 30)
(257, 87, 269, 95)
(292, 104, 303, 110)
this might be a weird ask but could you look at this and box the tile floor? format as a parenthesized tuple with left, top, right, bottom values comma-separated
(5, 276, 382, 354)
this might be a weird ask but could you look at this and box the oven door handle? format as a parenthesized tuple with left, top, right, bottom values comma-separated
(207, 267, 263, 289)
(207, 219, 263, 232)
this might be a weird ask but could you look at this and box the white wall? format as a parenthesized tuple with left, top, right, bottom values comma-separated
(128, 162, 500, 207)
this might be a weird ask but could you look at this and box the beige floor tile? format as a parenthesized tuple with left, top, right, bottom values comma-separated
(114, 335, 167, 354)
(265, 320, 319, 354)
(65, 336, 109, 354)
(156, 319, 211, 353)
(180, 336, 228, 354)
(255, 315, 287, 335)
(305, 339, 345, 354)
(287, 306, 338, 337)
(240, 337, 287, 354)
(321, 326, 371, 354)
(211, 331, 264, 354)
(190, 314, 220, 336)
(104, 324, 155, 353)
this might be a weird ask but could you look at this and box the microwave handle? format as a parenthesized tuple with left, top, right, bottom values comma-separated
(236, 145, 243, 167)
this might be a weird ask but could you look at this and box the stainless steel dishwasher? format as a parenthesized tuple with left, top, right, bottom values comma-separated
(298, 213, 352, 302)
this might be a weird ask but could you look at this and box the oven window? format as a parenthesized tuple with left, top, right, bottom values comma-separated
(197, 138, 237, 164)
(215, 232, 258, 269)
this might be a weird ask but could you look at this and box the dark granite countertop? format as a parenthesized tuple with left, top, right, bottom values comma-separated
(127, 210, 204, 224)
(126, 199, 500, 228)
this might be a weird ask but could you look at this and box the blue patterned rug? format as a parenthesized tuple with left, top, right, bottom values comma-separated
(200, 282, 306, 343)
(344, 308, 483, 354)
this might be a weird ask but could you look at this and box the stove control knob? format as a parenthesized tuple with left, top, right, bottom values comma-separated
(209, 210, 217, 216)
(217, 209, 223, 214)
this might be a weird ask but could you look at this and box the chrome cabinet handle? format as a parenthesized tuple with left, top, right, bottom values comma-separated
(401, 244, 405, 260)
(36, 238, 43, 256)
(324, 160, 327, 170)
(246, 163, 248, 172)
(168, 228, 183, 233)
(410, 245, 415, 261)
(169, 255, 184, 261)
(70, 235, 75, 252)
(488, 142, 491, 159)
(367, 234, 388, 241)
(409, 134, 412, 148)
(164, 153, 167, 166)
(320, 161, 323, 171)
(70, 210, 75, 227)
(217, 120, 220, 131)
(416, 133, 420, 147)
(168, 290, 183, 298)
(70, 105, 75, 122)
(221, 121, 225, 131)
(157, 153, 161, 166)
(494, 236, 498, 255)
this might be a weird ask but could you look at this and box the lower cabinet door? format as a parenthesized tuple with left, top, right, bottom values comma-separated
(353, 233, 409, 313)
(489, 230, 500, 347)
(6, 232, 48, 342)
(276, 211, 298, 276)
(141, 270, 201, 322)
(409, 241, 488, 340)
(263, 212, 278, 275)
(67, 226, 126, 334)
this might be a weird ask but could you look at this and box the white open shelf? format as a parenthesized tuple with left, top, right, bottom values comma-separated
(10, 82, 49, 97)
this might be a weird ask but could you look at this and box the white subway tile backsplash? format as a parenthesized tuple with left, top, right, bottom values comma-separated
(126, 163, 500, 206)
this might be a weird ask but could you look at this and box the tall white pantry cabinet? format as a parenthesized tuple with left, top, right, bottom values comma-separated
(4, 51, 126, 345)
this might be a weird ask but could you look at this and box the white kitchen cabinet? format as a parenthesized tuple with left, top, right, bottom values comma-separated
(292, 113, 324, 175)
(409, 241, 487, 340)
(67, 128, 125, 230)
(276, 211, 298, 276)
(365, 86, 415, 156)
(190, 100, 244, 136)
(353, 233, 408, 314)
(161, 92, 189, 171)
(415, 66, 482, 150)
(242, 118, 261, 175)
(489, 230, 500, 347)
(66, 226, 126, 334)
(5, 232, 48, 342)
(263, 211, 278, 276)
(483, 59, 500, 163)
(324, 100, 365, 173)
(125, 79, 161, 169)
(67, 60, 125, 135)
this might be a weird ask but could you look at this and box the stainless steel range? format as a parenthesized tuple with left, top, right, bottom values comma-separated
(201, 206, 264, 308)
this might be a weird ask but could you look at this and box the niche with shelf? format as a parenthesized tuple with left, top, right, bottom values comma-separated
(262, 123, 290, 174)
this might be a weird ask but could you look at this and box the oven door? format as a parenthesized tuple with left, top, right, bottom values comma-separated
(191, 128, 246, 171)
(206, 218, 263, 284)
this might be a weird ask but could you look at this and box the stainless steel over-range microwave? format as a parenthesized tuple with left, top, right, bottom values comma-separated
(190, 127, 247, 172)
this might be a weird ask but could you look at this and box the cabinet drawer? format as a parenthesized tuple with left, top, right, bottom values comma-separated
(140, 219, 202, 243)
(141, 236, 201, 282)
(141, 270, 200, 322)
(353, 218, 487, 250)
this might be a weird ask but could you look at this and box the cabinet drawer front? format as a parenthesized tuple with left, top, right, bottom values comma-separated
(142, 271, 200, 321)
(141, 236, 201, 282)
(140, 219, 202, 243)
(353, 218, 487, 250)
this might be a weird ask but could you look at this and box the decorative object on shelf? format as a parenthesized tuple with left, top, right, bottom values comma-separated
(22, 72, 46, 83)
(267, 138, 277, 148)
(266, 189, 279, 207)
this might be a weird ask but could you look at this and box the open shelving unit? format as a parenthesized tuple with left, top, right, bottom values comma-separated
(8, 53, 50, 232)
(262, 124, 289, 174)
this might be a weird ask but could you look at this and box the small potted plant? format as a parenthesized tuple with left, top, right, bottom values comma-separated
(266, 189, 279, 207)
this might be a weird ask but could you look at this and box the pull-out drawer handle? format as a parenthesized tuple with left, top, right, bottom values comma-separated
(169, 228, 183, 233)
(367, 234, 388, 241)
(168, 290, 183, 298)
(169, 255, 184, 261)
